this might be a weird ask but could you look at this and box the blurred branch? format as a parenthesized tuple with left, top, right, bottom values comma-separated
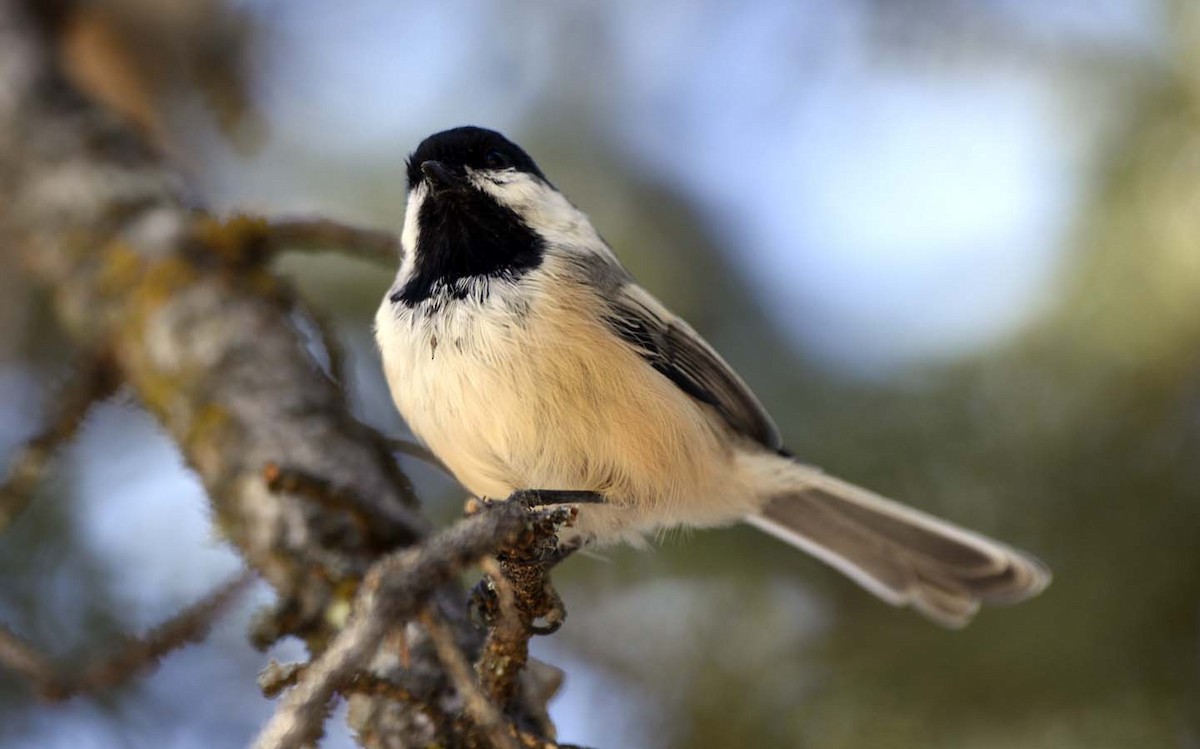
(424, 605, 586, 749)
(0, 354, 118, 532)
(0, 570, 253, 701)
(389, 437, 452, 474)
(0, 1, 580, 746)
(260, 660, 427, 704)
(270, 277, 349, 386)
(263, 217, 401, 265)
(421, 608, 521, 749)
(0, 623, 57, 694)
(190, 213, 402, 266)
(52, 0, 263, 153)
(258, 660, 307, 699)
(262, 461, 418, 554)
(1, 0, 430, 637)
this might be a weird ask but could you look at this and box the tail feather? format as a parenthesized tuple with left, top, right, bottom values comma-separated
(747, 471, 1051, 628)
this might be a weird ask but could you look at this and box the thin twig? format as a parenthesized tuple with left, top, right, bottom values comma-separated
(474, 555, 528, 706)
(305, 303, 348, 386)
(274, 280, 349, 388)
(259, 660, 307, 699)
(389, 438, 451, 475)
(262, 462, 424, 551)
(0, 570, 254, 701)
(265, 218, 400, 265)
(251, 500, 572, 749)
(420, 608, 520, 749)
(68, 570, 256, 699)
(473, 495, 592, 708)
(480, 556, 520, 630)
(343, 671, 421, 703)
(260, 661, 423, 704)
(0, 622, 60, 694)
(0, 3, 505, 745)
(0, 355, 117, 532)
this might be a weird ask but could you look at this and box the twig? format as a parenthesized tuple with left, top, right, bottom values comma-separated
(260, 659, 459, 747)
(474, 555, 527, 704)
(251, 500, 574, 749)
(265, 217, 400, 265)
(304, 302, 348, 386)
(0, 1, 514, 744)
(342, 670, 420, 703)
(68, 570, 256, 699)
(260, 661, 421, 704)
(0, 355, 117, 532)
(259, 660, 307, 698)
(273, 280, 349, 387)
(389, 438, 451, 475)
(257, 630, 584, 749)
(188, 217, 352, 386)
(420, 608, 520, 749)
(0, 570, 254, 701)
(480, 556, 520, 631)
(473, 493, 596, 708)
(262, 462, 425, 551)
(0, 622, 60, 694)
(189, 212, 398, 269)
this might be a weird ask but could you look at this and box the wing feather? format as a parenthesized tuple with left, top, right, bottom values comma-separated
(602, 284, 782, 449)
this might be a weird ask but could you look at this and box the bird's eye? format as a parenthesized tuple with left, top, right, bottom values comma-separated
(484, 150, 512, 170)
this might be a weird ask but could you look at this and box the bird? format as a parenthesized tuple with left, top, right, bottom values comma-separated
(374, 125, 1051, 627)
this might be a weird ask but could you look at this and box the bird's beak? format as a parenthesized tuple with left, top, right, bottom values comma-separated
(421, 160, 464, 192)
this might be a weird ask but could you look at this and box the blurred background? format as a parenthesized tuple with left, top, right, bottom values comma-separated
(2, 0, 1199, 747)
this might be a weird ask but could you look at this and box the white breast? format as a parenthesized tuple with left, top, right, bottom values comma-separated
(374, 266, 758, 544)
(375, 276, 527, 497)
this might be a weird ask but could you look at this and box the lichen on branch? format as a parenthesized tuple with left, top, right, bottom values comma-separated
(0, 1, 590, 746)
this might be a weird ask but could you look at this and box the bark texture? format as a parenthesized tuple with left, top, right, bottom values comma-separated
(0, 2, 569, 745)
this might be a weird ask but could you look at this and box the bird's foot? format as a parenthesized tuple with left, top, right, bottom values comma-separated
(509, 489, 606, 509)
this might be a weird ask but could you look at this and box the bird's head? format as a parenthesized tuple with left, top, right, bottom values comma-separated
(395, 126, 576, 305)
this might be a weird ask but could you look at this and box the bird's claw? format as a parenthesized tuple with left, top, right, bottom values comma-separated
(509, 489, 606, 509)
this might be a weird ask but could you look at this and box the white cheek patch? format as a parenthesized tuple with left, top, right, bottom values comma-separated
(398, 184, 427, 279)
(467, 168, 545, 205)
(468, 170, 608, 254)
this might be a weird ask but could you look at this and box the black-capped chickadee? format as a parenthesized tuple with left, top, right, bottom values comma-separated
(374, 126, 1051, 627)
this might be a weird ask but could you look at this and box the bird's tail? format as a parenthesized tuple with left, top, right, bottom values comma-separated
(746, 463, 1051, 627)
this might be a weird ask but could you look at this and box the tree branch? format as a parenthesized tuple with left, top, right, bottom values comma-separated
(472, 492, 602, 708)
(0, 2, 591, 745)
(252, 501, 575, 749)
(421, 608, 520, 749)
(0, 571, 254, 701)
(1, 0, 428, 647)
(0, 353, 118, 532)
(261, 217, 401, 265)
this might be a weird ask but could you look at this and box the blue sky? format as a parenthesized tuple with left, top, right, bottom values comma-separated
(223, 0, 1160, 372)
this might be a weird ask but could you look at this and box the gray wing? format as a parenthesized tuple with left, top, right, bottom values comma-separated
(603, 283, 782, 450)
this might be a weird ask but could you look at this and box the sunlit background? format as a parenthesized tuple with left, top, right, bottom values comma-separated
(3, 0, 1199, 747)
